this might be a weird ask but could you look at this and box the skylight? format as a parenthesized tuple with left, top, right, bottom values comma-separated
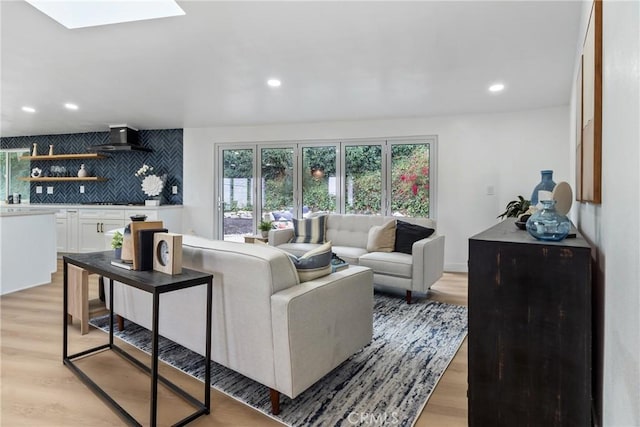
(25, 0, 185, 30)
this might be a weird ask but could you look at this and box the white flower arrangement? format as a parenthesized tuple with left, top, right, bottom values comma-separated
(135, 164, 165, 197)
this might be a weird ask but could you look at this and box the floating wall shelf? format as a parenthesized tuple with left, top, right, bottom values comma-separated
(20, 153, 107, 161)
(19, 177, 108, 182)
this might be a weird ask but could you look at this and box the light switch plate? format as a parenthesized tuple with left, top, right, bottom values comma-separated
(172, 185, 178, 194)
(36, 186, 43, 194)
(79, 185, 85, 193)
(47, 186, 54, 194)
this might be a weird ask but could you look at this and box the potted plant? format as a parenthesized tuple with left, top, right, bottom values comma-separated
(258, 220, 273, 238)
(111, 231, 123, 259)
(497, 196, 532, 229)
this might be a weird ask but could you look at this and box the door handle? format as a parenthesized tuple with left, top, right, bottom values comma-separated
(100, 223, 104, 233)
(96, 222, 99, 233)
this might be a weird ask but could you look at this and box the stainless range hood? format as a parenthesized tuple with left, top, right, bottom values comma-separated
(87, 125, 152, 152)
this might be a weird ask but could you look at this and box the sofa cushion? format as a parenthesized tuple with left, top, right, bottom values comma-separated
(288, 241, 333, 282)
(366, 219, 396, 252)
(332, 246, 369, 265)
(291, 215, 327, 244)
(359, 251, 413, 278)
(394, 220, 435, 254)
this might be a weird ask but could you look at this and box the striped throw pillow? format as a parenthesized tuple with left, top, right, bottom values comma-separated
(291, 215, 327, 244)
(288, 241, 333, 282)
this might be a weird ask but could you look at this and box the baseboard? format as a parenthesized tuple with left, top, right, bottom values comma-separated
(445, 263, 468, 273)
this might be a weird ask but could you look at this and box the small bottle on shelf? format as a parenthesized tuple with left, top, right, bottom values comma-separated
(32, 143, 38, 156)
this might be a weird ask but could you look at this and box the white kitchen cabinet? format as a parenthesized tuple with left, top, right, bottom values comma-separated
(78, 210, 125, 253)
(67, 210, 79, 253)
(55, 210, 68, 252)
(28, 205, 182, 253)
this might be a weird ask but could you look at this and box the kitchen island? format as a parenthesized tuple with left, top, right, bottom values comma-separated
(0, 207, 57, 295)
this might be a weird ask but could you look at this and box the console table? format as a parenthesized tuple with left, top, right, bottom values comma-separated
(63, 251, 213, 426)
(468, 219, 592, 426)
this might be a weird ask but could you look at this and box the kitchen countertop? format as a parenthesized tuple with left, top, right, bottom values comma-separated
(0, 207, 57, 217)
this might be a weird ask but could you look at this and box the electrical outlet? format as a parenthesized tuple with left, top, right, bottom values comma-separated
(79, 185, 85, 194)
(172, 185, 178, 194)
(36, 186, 43, 194)
(47, 186, 54, 194)
(486, 185, 495, 196)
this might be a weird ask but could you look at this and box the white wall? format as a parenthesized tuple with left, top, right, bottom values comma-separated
(184, 105, 568, 272)
(570, 1, 640, 425)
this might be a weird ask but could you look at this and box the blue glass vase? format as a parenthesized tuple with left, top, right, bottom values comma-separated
(526, 200, 571, 241)
(530, 170, 556, 206)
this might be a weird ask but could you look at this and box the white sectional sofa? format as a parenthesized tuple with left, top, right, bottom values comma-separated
(269, 214, 445, 304)
(107, 235, 374, 415)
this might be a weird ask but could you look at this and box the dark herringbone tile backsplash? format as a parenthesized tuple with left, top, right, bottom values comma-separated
(1, 129, 183, 204)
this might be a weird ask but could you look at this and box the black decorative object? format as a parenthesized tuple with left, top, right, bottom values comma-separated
(393, 220, 435, 254)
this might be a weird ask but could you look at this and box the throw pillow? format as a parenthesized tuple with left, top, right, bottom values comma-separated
(291, 215, 327, 244)
(288, 241, 333, 282)
(366, 219, 397, 252)
(394, 220, 435, 254)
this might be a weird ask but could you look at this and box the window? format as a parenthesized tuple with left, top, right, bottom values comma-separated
(0, 149, 30, 203)
(215, 136, 436, 240)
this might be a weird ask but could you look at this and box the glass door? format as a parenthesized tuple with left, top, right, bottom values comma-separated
(343, 143, 383, 215)
(260, 147, 295, 230)
(221, 148, 254, 241)
(301, 145, 338, 216)
(390, 142, 431, 217)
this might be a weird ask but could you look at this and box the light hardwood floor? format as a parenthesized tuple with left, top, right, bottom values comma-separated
(0, 261, 468, 426)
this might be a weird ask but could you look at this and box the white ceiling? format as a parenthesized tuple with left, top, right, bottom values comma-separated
(0, 0, 582, 138)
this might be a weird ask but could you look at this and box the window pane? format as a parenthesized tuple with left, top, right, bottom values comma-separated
(222, 149, 253, 241)
(302, 146, 336, 215)
(391, 143, 430, 217)
(0, 152, 6, 201)
(1, 150, 30, 203)
(261, 147, 294, 229)
(345, 145, 382, 214)
(10, 153, 30, 200)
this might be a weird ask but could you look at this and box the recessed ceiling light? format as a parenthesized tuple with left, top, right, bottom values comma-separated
(25, 0, 185, 29)
(267, 79, 282, 88)
(22, 106, 36, 113)
(489, 83, 505, 93)
(65, 103, 79, 110)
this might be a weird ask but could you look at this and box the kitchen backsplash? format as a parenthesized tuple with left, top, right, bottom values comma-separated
(0, 129, 183, 204)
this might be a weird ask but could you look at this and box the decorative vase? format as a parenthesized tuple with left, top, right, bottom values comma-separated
(525, 199, 571, 241)
(114, 247, 122, 260)
(77, 164, 88, 177)
(48, 145, 54, 156)
(261, 230, 269, 238)
(530, 170, 556, 206)
(32, 143, 38, 156)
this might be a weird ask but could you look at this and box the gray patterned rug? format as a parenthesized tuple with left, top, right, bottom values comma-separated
(89, 292, 467, 427)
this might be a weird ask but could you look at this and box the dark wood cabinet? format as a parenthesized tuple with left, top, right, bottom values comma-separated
(468, 219, 592, 426)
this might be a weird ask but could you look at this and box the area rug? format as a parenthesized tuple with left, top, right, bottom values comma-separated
(89, 293, 467, 427)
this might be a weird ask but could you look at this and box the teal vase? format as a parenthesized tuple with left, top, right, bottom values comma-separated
(525, 200, 571, 241)
(530, 170, 556, 206)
